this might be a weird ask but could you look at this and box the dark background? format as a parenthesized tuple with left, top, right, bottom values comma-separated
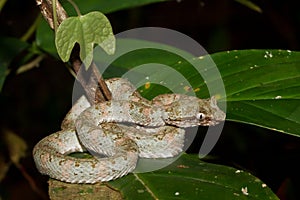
(0, 0, 299, 199)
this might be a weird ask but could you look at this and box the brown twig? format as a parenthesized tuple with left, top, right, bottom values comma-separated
(92, 62, 112, 101)
(35, 0, 112, 103)
(36, 0, 67, 29)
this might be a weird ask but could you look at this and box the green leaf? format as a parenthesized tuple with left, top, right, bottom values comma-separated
(213, 50, 300, 136)
(55, 11, 115, 68)
(62, 0, 170, 16)
(36, 19, 58, 58)
(0, 37, 29, 91)
(108, 154, 278, 199)
(98, 48, 300, 136)
(36, 0, 169, 57)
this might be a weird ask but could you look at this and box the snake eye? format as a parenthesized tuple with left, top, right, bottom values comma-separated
(196, 113, 205, 120)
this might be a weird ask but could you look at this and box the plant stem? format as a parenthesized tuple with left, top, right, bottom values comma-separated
(67, 0, 81, 16)
(52, 0, 58, 31)
(16, 54, 45, 74)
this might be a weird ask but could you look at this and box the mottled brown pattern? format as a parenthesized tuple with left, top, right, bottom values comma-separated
(33, 78, 225, 183)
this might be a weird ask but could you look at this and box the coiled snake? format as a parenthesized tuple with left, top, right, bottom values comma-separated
(33, 78, 225, 183)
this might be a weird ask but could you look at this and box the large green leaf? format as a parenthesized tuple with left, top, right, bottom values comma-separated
(108, 154, 278, 199)
(98, 48, 300, 136)
(213, 50, 300, 136)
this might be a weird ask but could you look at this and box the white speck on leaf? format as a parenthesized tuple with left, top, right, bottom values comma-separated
(235, 170, 242, 173)
(275, 96, 282, 99)
(264, 51, 273, 58)
(175, 192, 180, 196)
(241, 187, 249, 195)
(137, 189, 145, 193)
(250, 65, 259, 69)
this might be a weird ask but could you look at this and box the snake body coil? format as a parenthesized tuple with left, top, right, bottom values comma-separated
(33, 78, 225, 183)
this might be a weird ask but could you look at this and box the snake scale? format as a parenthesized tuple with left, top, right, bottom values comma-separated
(33, 78, 225, 183)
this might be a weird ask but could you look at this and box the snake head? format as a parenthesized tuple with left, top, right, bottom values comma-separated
(196, 96, 226, 126)
(163, 95, 226, 127)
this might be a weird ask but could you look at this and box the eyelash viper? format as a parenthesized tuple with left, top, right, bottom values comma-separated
(33, 78, 225, 183)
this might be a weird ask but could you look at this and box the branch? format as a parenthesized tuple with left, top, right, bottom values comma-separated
(36, 0, 67, 29)
(16, 54, 45, 74)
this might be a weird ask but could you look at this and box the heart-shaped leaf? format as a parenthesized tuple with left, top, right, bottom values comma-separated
(55, 11, 115, 68)
(37, 1, 169, 57)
